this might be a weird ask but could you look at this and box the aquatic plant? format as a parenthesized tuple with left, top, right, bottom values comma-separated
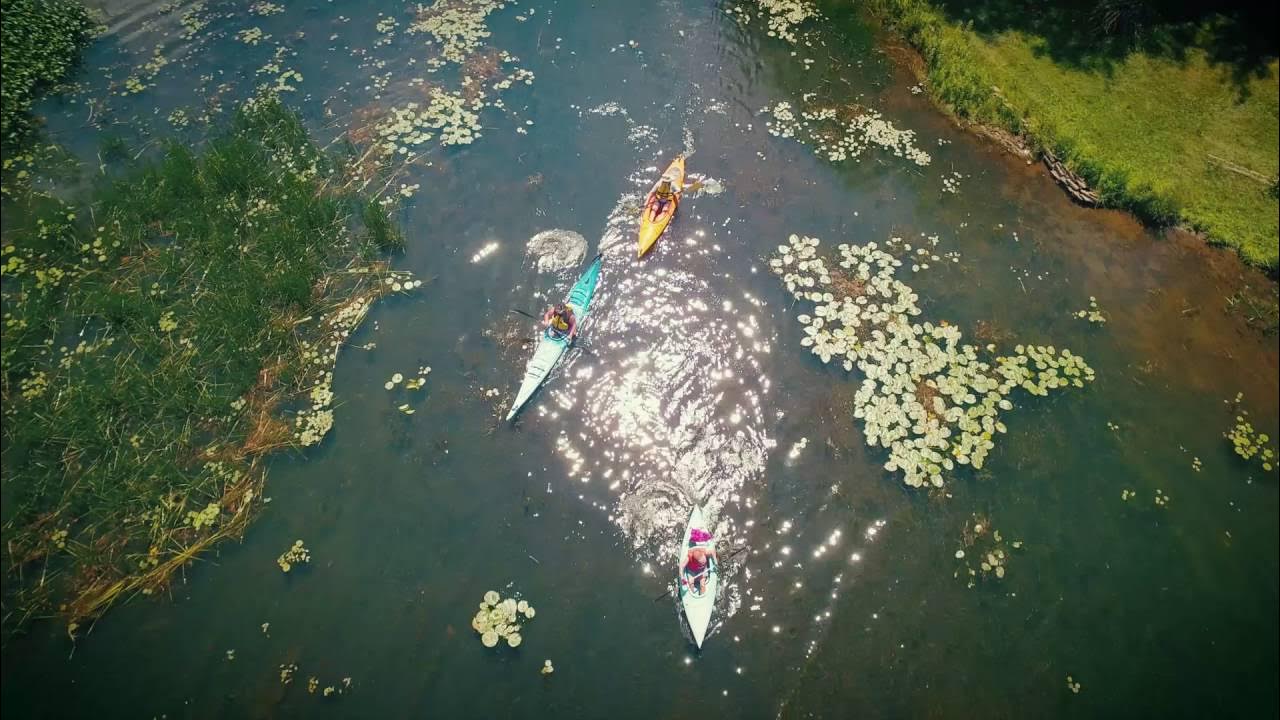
(1225, 402, 1276, 473)
(726, 0, 820, 44)
(340, 0, 535, 200)
(953, 516, 1021, 587)
(0, 98, 418, 631)
(1074, 296, 1107, 324)
(276, 540, 311, 572)
(471, 589, 536, 649)
(770, 233, 1094, 488)
(0, 0, 95, 153)
(764, 100, 932, 167)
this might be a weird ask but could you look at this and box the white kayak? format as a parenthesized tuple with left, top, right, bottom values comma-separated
(678, 505, 718, 648)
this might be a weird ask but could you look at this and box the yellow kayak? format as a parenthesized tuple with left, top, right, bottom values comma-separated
(637, 156, 686, 258)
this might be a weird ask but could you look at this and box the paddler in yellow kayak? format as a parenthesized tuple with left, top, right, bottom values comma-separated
(542, 302, 578, 340)
(648, 177, 682, 220)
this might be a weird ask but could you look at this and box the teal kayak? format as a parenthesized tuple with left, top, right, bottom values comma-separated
(506, 253, 604, 421)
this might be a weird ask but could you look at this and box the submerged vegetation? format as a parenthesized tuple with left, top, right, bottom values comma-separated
(864, 0, 1280, 270)
(0, 0, 94, 154)
(0, 98, 416, 630)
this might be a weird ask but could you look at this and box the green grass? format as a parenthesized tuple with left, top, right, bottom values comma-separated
(863, 0, 1280, 270)
(0, 97, 411, 630)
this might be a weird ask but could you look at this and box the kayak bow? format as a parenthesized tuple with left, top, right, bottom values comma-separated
(637, 156, 686, 258)
(678, 505, 718, 649)
(505, 253, 605, 421)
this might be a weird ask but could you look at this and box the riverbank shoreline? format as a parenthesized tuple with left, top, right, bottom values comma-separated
(857, 0, 1280, 275)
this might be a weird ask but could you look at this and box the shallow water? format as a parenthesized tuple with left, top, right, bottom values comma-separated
(4, 0, 1277, 717)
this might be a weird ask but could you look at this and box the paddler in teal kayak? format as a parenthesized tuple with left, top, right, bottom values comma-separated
(542, 302, 578, 340)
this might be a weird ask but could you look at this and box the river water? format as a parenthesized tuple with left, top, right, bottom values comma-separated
(4, 0, 1278, 717)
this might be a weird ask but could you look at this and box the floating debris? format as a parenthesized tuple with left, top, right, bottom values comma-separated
(277, 539, 311, 572)
(771, 234, 1094, 488)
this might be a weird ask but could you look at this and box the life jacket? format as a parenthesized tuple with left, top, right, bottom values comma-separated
(549, 305, 574, 332)
(655, 180, 676, 200)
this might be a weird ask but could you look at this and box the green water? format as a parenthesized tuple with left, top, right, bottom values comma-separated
(3, 0, 1277, 718)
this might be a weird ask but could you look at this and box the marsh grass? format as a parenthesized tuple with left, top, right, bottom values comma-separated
(1, 97, 409, 632)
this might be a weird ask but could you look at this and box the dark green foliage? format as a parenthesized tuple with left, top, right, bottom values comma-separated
(1, 0, 95, 153)
(361, 197, 404, 252)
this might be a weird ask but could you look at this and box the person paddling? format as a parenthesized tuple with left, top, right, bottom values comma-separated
(649, 176, 681, 219)
(679, 528, 717, 595)
(542, 302, 577, 340)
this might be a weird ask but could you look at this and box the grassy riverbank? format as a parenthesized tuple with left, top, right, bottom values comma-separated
(1, 97, 413, 630)
(862, 0, 1279, 271)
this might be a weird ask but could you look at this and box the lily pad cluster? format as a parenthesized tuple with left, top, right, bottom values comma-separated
(472, 590, 536, 649)
(763, 101, 932, 167)
(1074, 296, 1107, 324)
(953, 517, 1022, 588)
(276, 539, 311, 572)
(1226, 409, 1276, 472)
(725, 0, 819, 44)
(346, 1, 536, 199)
(408, 0, 505, 64)
(770, 233, 1094, 488)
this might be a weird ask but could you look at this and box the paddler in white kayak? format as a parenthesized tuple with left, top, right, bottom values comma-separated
(541, 302, 578, 340)
(678, 527, 718, 594)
